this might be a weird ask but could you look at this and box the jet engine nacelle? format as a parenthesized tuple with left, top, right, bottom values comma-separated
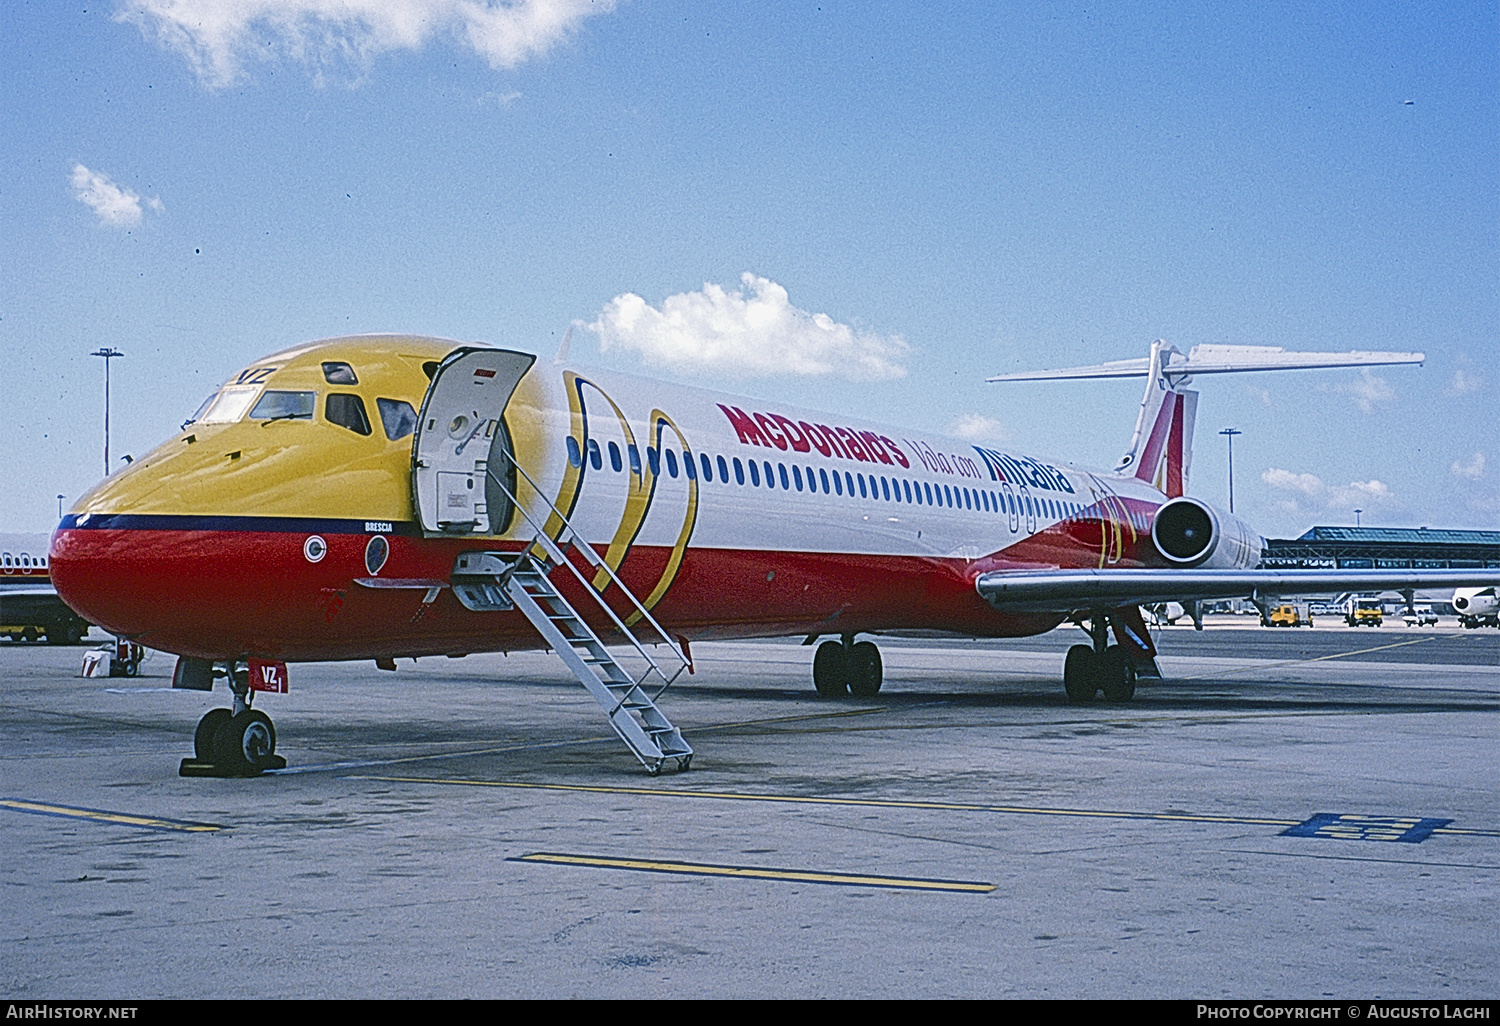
(1150, 496, 1263, 570)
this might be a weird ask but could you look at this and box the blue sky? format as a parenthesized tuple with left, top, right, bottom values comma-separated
(2, 0, 1495, 537)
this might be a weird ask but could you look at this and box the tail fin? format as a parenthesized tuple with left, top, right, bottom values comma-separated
(987, 340, 1424, 498)
(1117, 346, 1198, 497)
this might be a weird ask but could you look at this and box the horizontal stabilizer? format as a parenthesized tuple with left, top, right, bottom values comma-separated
(987, 344, 1424, 383)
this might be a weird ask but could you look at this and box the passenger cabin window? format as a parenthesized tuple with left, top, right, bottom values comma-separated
(588, 439, 602, 471)
(249, 390, 315, 421)
(321, 362, 358, 385)
(376, 398, 418, 441)
(609, 441, 623, 472)
(325, 393, 372, 435)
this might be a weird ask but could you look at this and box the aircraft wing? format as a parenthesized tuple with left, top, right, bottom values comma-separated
(975, 568, 1500, 613)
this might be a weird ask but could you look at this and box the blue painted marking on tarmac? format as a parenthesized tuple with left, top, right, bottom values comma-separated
(1282, 813, 1453, 844)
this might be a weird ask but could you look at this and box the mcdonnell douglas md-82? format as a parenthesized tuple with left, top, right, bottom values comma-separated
(49, 335, 1500, 775)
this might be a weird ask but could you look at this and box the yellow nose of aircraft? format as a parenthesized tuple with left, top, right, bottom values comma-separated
(49, 335, 481, 661)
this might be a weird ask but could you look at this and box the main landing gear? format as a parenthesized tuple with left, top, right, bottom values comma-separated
(180, 660, 286, 777)
(811, 634, 883, 697)
(1063, 612, 1136, 704)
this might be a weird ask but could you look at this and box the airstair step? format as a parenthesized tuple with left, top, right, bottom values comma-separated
(454, 500, 690, 773)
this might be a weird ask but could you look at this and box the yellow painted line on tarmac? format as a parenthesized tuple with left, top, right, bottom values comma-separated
(0, 798, 223, 833)
(1430, 826, 1500, 838)
(1175, 636, 1435, 681)
(508, 851, 995, 892)
(350, 775, 1303, 828)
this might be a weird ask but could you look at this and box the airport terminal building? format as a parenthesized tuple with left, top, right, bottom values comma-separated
(1259, 526, 1500, 571)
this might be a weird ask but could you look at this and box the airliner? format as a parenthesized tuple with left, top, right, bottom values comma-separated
(1453, 587, 1499, 629)
(0, 533, 91, 645)
(49, 335, 1499, 775)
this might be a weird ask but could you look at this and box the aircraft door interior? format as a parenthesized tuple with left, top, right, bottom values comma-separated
(412, 347, 536, 536)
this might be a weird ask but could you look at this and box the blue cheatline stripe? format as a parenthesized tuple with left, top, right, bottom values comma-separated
(59, 513, 422, 536)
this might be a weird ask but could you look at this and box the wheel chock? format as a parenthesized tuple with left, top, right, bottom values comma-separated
(178, 755, 287, 777)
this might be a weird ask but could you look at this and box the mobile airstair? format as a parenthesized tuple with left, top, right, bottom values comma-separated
(448, 452, 693, 775)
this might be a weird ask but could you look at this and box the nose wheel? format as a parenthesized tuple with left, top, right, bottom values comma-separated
(180, 661, 286, 777)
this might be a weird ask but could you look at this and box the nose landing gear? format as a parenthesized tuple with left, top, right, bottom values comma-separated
(180, 661, 286, 777)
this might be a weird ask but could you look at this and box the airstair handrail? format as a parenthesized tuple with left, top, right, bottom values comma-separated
(484, 453, 687, 690)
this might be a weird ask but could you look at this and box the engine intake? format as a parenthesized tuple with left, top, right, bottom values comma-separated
(1151, 497, 1263, 570)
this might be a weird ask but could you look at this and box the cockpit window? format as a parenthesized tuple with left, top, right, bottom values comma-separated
(326, 393, 372, 435)
(376, 398, 418, 441)
(249, 390, 315, 421)
(321, 362, 358, 385)
(185, 393, 216, 426)
(197, 386, 262, 424)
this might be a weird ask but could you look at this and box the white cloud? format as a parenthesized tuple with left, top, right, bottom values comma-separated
(1320, 368, 1394, 413)
(477, 89, 523, 108)
(947, 414, 1008, 442)
(71, 164, 161, 226)
(1261, 467, 1393, 509)
(1261, 467, 1324, 498)
(1451, 452, 1485, 479)
(1449, 368, 1484, 395)
(1243, 384, 1273, 408)
(588, 273, 909, 381)
(119, 0, 614, 88)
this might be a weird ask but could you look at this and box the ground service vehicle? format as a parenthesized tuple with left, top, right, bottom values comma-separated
(1402, 606, 1439, 627)
(1267, 603, 1311, 627)
(1345, 597, 1384, 627)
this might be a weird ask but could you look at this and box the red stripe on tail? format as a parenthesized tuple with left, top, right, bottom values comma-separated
(1134, 394, 1174, 485)
(1166, 392, 1185, 498)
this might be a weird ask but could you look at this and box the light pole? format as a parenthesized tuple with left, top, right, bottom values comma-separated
(1219, 427, 1242, 514)
(1354, 508, 1363, 528)
(90, 348, 124, 477)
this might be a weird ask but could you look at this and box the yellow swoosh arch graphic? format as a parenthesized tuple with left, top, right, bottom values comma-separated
(1086, 474, 1138, 569)
(550, 374, 698, 619)
(626, 410, 700, 624)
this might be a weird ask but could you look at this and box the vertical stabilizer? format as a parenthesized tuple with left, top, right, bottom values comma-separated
(1115, 341, 1196, 497)
(987, 339, 1424, 500)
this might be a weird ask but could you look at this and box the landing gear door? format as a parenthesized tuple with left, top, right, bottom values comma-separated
(413, 347, 536, 536)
